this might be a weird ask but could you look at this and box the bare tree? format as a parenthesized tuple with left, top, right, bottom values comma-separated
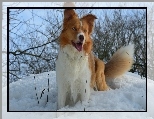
(9, 9, 61, 82)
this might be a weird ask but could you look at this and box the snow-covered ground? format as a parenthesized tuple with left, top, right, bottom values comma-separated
(2, 71, 154, 118)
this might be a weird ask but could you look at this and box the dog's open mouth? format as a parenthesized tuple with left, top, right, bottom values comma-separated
(72, 41, 83, 52)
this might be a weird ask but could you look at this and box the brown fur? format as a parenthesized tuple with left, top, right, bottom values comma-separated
(60, 9, 81, 48)
(80, 14, 97, 54)
(94, 57, 109, 91)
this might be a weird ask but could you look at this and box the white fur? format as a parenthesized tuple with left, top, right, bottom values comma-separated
(112, 44, 134, 59)
(56, 45, 91, 109)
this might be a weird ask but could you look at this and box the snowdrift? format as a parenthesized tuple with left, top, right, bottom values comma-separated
(2, 71, 154, 118)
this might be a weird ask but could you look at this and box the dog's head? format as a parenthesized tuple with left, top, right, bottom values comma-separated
(60, 9, 97, 53)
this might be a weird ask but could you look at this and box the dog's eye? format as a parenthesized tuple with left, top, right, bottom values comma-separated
(72, 27, 77, 31)
(84, 30, 87, 33)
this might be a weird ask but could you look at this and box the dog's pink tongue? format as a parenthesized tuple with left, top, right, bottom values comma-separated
(76, 43, 82, 52)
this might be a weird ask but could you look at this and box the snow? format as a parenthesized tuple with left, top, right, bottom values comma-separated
(9, 71, 57, 111)
(2, 71, 154, 118)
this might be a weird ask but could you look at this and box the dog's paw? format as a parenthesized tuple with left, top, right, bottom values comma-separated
(100, 85, 111, 91)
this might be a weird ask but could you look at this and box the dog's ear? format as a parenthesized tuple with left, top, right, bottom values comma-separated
(81, 14, 97, 34)
(64, 9, 77, 21)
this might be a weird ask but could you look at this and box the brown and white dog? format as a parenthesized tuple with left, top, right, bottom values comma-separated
(56, 9, 134, 109)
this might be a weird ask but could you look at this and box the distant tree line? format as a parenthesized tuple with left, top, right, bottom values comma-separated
(9, 9, 146, 83)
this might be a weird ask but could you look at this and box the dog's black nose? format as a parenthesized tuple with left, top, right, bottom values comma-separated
(79, 35, 84, 42)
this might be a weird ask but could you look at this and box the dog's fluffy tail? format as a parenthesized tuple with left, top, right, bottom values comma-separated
(105, 44, 134, 79)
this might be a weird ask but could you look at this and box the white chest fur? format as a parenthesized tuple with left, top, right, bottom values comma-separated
(56, 45, 91, 109)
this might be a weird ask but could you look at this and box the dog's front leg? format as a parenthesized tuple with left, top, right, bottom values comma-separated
(80, 78, 91, 105)
(57, 83, 67, 110)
